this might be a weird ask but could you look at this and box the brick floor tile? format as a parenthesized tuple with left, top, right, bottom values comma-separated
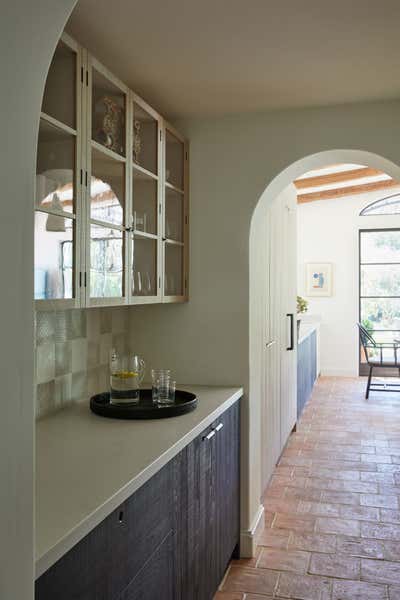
(380, 509, 400, 524)
(321, 491, 361, 506)
(309, 552, 360, 579)
(276, 572, 331, 600)
(339, 505, 380, 521)
(221, 566, 278, 596)
(298, 500, 340, 517)
(273, 513, 316, 533)
(258, 528, 290, 549)
(389, 586, 400, 600)
(315, 517, 361, 536)
(361, 454, 393, 464)
(336, 536, 385, 559)
(360, 494, 399, 509)
(331, 579, 388, 600)
(289, 532, 337, 553)
(361, 522, 400, 541)
(362, 558, 400, 584)
(263, 497, 299, 514)
(361, 472, 395, 483)
(383, 541, 400, 561)
(257, 547, 310, 573)
(214, 593, 245, 600)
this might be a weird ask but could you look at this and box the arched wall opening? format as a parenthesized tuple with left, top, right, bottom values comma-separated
(247, 149, 400, 554)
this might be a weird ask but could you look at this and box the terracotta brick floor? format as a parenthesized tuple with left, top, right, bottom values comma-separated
(216, 376, 400, 600)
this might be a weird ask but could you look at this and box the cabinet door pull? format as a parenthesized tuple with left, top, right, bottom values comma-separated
(215, 423, 224, 432)
(203, 430, 216, 441)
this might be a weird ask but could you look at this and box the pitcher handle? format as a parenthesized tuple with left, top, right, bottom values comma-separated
(138, 358, 146, 383)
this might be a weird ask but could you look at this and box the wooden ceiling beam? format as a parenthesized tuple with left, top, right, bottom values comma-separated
(297, 179, 400, 204)
(294, 166, 384, 190)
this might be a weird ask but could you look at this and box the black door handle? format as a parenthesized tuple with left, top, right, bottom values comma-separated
(287, 313, 294, 351)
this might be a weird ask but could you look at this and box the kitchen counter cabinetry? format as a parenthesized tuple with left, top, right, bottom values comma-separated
(35, 400, 240, 600)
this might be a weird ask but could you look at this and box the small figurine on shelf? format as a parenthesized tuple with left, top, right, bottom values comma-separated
(94, 96, 124, 155)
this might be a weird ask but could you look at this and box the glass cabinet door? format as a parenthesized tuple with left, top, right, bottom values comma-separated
(163, 125, 187, 300)
(130, 98, 161, 302)
(35, 35, 81, 306)
(86, 58, 128, 305)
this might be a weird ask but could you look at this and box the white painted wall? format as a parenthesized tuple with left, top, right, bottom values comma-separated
(0, 2, 76, 598)
(129, 102, 400, 551)
(298, 188, 400, 376)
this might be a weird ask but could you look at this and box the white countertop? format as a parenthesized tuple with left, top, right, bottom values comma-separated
(298, 321, 319, 344)
(35, 385, 243, 579)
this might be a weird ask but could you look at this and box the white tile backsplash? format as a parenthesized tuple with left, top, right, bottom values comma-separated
(35, 307, 129, 418)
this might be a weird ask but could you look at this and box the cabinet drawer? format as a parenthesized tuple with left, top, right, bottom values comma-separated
(118, 531, 175, 600)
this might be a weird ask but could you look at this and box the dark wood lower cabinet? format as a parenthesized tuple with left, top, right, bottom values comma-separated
(35, 399, 240, 600)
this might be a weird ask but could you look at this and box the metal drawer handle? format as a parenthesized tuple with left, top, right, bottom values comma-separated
(266, 340, 276, 349)
(215, 423, 224, 432)
(203, 430, 216, 441)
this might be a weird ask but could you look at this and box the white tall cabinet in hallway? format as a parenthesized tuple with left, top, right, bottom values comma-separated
(261, 184, 297, 491)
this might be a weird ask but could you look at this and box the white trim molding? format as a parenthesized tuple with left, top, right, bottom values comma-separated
(240, 503, 265, 557)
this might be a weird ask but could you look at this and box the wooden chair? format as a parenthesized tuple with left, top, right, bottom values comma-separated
(357, 323, 400, 399)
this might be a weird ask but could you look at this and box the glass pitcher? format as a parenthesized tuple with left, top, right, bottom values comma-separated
(110, 350, 145, 405)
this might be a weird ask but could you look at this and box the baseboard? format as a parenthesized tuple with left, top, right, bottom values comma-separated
(239, 504, 264, 558)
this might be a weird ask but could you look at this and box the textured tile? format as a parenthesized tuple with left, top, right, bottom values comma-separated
(71, 371, 88, 401)
(55, 341, 72, 377)
(100, 308, 112, 334)
(36, 342, 55, 384)
(35, 311, 55, 345)
(360, 494, 399, 509)
(71, 338, 88, 373)
(309, 552, 360, 580)
(298, 501, 340, 517)
(332, 579, 388, 600)
(339, 505, 380, 522)
(380, 509, 400, 524)
(258, 528, 290, 549)
(273, 513, 316, 533)
(36, 380, 56, 417)
(320, 491, 361, 506)
(361, 522, 400, 541)
(257, 547, 310, 573)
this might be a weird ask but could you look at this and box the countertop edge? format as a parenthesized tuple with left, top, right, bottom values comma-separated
(298, 322, 319, 345)
(36, 387, 243, 579)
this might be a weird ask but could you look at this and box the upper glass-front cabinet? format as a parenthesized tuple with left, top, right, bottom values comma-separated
(35, 34, 81, 307)
(35, 34, 189, 308)
(163, 125, 188, 301)
(85, 57, 129, 306)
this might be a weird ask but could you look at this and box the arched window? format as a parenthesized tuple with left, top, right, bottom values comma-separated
(360, 193, 400, 216)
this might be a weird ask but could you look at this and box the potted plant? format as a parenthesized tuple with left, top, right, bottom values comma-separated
(297, 295, 308, 337)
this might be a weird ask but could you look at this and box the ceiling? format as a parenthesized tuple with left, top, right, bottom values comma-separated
(67, 0, 400, 119)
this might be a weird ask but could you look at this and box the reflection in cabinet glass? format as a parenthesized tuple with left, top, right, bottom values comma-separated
(164, 244, 183, 297)
(132, 237, 157, 297)
(92, 68, 126, 157)
(132, 170, 158, 236)
(133, 102, 158, 175)
(90, 149, 125, 226)
(36, 119, 75, 214)
(165, 129, 184, 190)
(165, 188, 184, 242)
(90, 224, 123, 298)
(42, 39, 76, 129)
(34, 212, 74, 300)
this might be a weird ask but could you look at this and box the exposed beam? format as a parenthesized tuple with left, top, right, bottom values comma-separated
(294, 167, 384, 190)
(297, 179, 400, 204)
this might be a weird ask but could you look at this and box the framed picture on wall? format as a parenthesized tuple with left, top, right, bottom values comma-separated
(305, 263, 333, 297)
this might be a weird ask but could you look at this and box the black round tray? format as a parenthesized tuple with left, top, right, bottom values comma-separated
(90, 389, 197, 420)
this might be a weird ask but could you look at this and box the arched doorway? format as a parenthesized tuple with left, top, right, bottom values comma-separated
(247, 149, 400, 553)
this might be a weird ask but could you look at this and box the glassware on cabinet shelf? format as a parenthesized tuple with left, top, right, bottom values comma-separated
(132, 171, 157, 235)
(90, 224, 123, 298)
(133, 210, 148, 233)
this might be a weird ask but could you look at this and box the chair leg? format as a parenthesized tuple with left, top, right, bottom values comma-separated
(366, 366, 373, 399)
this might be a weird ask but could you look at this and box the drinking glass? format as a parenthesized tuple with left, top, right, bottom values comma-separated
(152, 369, 172, 404)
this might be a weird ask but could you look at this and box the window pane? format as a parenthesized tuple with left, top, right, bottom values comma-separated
(132, 237, 157, 296)
(90, 224, 123, 298)
(165, 188, 184, 242)
(360, 230, 400, 264)
(165, 244, 183, 296)
(166, 130, 184, 190)
(361, 298, 400, 330)
(36, 119, 75, 214)
(35, 211, 73, 300)
(361, 194, 400, 216)
(133, 103, 158, 175)
(91, 149, 124, 226)
(132, 170, 157, 235)
(361, 264, 400, 297)
(42, 40, 76, 129)
(92, 68, 125, 156)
